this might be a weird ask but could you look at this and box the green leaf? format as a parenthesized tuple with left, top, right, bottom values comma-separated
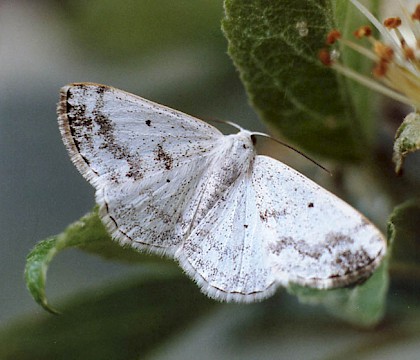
(25, 236, 62, 314)
(287, 259, 389, 327)
(392, 112, 420, 175)
(388, 199, 420, 266)
(3, 272, 216, 360)
(222, 0, 379, 160)
(25, 208, 165, 313)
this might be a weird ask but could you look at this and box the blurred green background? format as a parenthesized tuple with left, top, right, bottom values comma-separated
(0, 0, 419, 359)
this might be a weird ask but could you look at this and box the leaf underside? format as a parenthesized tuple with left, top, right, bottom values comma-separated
(393, 112, 420, 175)
(24, 208, 166, 313)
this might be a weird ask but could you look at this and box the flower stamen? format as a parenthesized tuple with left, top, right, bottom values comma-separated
(412, 4, 420, 20)
(319, 0, 420, 110)
(384, 17, 402, 29)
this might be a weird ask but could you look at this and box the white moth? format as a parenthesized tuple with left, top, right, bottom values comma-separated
(58, 83, 387, 302)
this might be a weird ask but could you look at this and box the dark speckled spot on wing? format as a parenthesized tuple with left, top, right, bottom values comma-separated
(154, 144, 174, 170)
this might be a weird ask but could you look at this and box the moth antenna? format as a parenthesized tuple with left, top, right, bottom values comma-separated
(206, 119, 331, 175)
(207, 118, 245, 131)
(252, 132, 332, 176)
